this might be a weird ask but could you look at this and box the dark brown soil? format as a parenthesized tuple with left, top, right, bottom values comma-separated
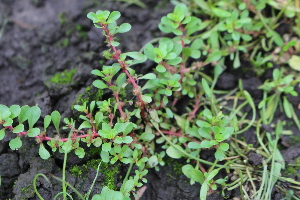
(0, 1, 299, 200)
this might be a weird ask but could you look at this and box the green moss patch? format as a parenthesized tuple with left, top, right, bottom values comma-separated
(165, 157, 184, 176)
(73, 86, 103, 108)
(69, 159, 121, 190)
(288, 136, 300, 146)
(284, 157, 300, 177)
(48, 69, 76, 85)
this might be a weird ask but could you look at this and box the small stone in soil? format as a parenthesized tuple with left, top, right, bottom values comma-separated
(248, 152, 263, 166)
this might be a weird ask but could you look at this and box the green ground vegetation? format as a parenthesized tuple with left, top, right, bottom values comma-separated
(284, 157, 300, 177)
(164, 157, 184, 176)
(69, 159, 121, 190)
(2, 1, 300, 199)
(47, 69, 77, 86)
(73, 86, 104, 109)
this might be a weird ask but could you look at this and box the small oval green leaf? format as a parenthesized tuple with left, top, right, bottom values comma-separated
(93, 80, 108, 89)
(139, 73, 156, 80)
(142, 95, 152, 103)
(75, 147, 85, 158)
(27, 128, 40, 137)
(9, 137, 22, 150)
(9, 105, 21, 119)
(148, 155, 158, 167)
(211, 7, 232, 18)
(117, 23, 131, 33)
(44, 115, 51, 131)
(166, 145, 184, 159)
(13, 124, 24, 134)
(107, 11, 121, 22)
(28, 106, 41, 129)
(39, 144, 51, 159)
(202, 78, 212, 98)
(18, 105, 30, 124)
(205, 51, 222, 63)
(188, 142, 202, 149)
(78, 121, 92, 130)
(51, 111, 61, 133)
(0, 129, 5, 140)
(102, 143, 111, 152)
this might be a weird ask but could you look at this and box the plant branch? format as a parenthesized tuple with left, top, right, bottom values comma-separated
(100, 23, 148, 121)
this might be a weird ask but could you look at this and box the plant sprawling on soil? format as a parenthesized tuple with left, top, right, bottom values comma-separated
(0, 0, 300, 200)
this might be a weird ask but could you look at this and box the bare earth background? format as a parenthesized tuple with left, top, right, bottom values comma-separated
(0, 0, 300, 200)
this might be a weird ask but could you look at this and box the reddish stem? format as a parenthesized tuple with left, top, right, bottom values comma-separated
(188, 94, 201, 121)
(199, 163, 207, 173)
(86, 112, 97, 135)
(171, 24, 186, 107)
(114, 92, 127, 120)
(2, 128, 101, 142)
(1, 110, 103, 143)
(100, 23, 148, 121)
(108, 80, 127, 120)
